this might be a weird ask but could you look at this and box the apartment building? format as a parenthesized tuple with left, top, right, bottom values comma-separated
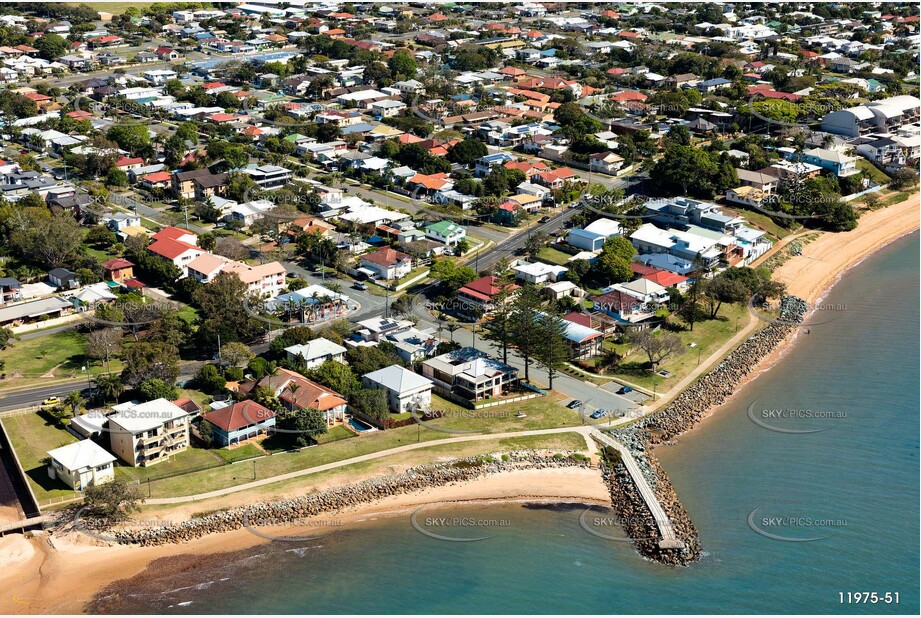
(107, 399, 191, 467)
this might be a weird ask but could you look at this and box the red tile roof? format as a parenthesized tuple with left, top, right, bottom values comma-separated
(203, 400, 275, 432)
(362, 247, 411, 267)
(102, 257, 134, 270)
(459, 276, 520, 300)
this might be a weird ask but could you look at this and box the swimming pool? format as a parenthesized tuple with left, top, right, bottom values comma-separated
(348, 417, 378, 432)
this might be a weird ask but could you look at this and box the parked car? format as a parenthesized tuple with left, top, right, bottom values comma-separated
(617, 386, 633, 395)
(566, 400, 583, 409)
(287, 271, 300, 279)
(353, 281, 368, 290)
(590, 409, 607, 419)
(41, 396, 60, 406)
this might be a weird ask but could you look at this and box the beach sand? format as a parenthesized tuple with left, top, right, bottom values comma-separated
(1, 191, 917, 615)
(0, 467, 610, 615)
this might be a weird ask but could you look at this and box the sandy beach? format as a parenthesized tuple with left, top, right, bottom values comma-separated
(0, 191, 917, 615)
(0, 467, 610, 615)
(773, 192, 920, 305)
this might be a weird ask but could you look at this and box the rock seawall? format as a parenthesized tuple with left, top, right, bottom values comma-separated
(79, 452, 591, 546)
(602, 296, 808, 565)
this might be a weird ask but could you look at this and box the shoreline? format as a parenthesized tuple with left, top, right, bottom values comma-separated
(0, 466, 609, 615)
(0, 192, 917, 612)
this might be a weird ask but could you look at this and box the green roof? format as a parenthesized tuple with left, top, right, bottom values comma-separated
(424, 220, 463, 235)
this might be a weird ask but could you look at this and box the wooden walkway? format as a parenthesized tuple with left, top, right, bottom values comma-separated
(590, 430, 684, 549)
(0, 515, 51, 536)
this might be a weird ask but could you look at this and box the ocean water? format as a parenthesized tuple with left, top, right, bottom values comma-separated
(93, 233, 919, 615)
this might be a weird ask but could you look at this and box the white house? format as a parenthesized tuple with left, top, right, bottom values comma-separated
(422, 221, 466, 246)
(285, 337, 347, 368)
(511, 260, 568, 284)
(107, 399, 191, 467)
(46, 440, 115, 490)
(361, 365, 433, 413)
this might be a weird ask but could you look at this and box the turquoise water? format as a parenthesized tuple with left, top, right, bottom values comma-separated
(97, 234, 919, 614)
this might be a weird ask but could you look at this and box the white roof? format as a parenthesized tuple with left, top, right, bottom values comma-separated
(285, 337, 347, 361)
(48, 439, 115, 471)
(583, 218, 622, 237)
(108, 398, 189, 433)
(620, 278, 667, 296)
(513, 261, 568, 277)
(363, 365, 433, 393)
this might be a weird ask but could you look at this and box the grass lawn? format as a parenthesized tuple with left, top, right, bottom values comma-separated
(2, 412, 79, 503)
(140, 431, 590, 515)
(316, 424, 355, 444)
(0, 330, 88, 378)
(213, 444, 263, 464)
(84, 246, 119, 262)
(175, 304, 199, 326)
(857, 159, 891, 185)
(68, 2, 156, 13)
(140, 395, 582, 499)
(537, 246, 574, 266)
(392, 267, 430, 288)
(603, 303, 754, 390)
(114, 447, 225, 484)
(721, 204, 799, 240)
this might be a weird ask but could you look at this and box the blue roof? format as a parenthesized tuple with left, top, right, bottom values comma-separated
(478, 152, 514, 163)
(341, 122, 375, 134)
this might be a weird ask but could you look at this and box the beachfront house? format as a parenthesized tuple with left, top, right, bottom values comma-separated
(46, 440, 116, 490)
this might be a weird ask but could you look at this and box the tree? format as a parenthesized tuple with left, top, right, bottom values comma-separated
(34, 33, 70, 60)
(195, 363, 227, 394)
(482, 274, 517, 363)
(199, 419, 214, 448)
(193, 272, 268, 345)
(8, 212, 83, 268)
(306, 360, 359, 397)
(0, 327, 15, 349)
(447, 138, 488, 165)
(85, 328, 121, 373)
(596, 252, 632, 284)
(387, 49, 417, 80)
(106, 124, 150, 156)
(95, 374, 124, 404)
(510, 285, 542, 382)
(64, 390, 84, 418)
(350, 388, 389, 421)
(83, 478, 143, 523)
(222, 341, 255, 368)
(345, 345, 401, 375)
(629, 330, 684, 371)
(279, 407, 328, 447)
(701, 275, 748, 319)
(431, 259, 477, 290)
(534, 310, 569, 390)
(121, 342, 181, 389)
(601, 236, 636, 263)
(139, 378, 178, 401)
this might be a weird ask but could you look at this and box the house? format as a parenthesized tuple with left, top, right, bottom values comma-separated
(508, 193, 543, 212)
(101, 257, 134, 283)
(533, 167, 578, 188)
(566, 218, 622, 252)
(821, 95, 921, 137)
(108, 399, 191, 467)
(456, 276, 520, 316)
(242, 164, 292, 190)
(187, 255, 286, 299)
(201, 401, 276, 447)
(853, 136, 906, 167)
(511, 260, 568, 284)
(359, 247, 412, 280)
(0, 277, 21, 304)
(239, 368, 347, 426)
(0, 296, 72, 327)
(49, 268, 79, 289)
(422, 221, 466, 246)
(588, 151, 625, 174)
(726, 185, 771, 210)
(475, 152, 515, 176)
(735, 169, 779, 194)
(362, 365, 434, 413)
(543, 280, 584, 301)
(46, 440, 115, 490)
(560, 318, 604, 359)
(370, 99, 406, 118)
(147, 227, 204, 277)
(798, 147, 860, 177)
(285, 337, 347, 368)
(421, 347, 519, 402)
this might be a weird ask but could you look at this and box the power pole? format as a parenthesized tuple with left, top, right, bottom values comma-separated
(217, 334, 222, 367)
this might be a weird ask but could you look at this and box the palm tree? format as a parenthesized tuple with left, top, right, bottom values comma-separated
(64, 390, 84, 418)
(95, 374, 124, 404)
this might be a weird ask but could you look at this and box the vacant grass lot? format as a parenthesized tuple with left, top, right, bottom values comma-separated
(0, 330, 88, 377)
(537, 246, 574, 265)
(2, 412, 79, 503)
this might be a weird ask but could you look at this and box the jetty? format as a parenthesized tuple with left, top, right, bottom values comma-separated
(590, 429, 685, 550)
